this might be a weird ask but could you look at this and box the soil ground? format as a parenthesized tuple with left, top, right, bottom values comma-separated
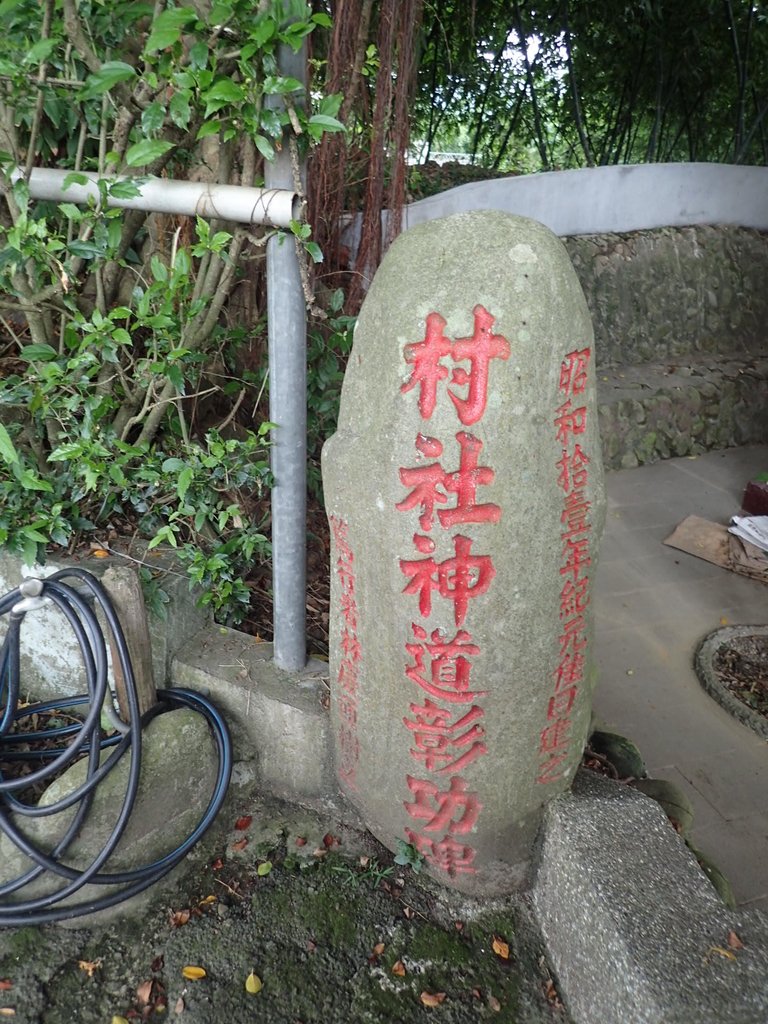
(712, 635, 768, 722)
(0, 790, 569, 1024)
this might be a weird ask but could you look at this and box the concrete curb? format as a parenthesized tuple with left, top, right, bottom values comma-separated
(532, 771, 768, 1024)
(695, 625, 768, 742)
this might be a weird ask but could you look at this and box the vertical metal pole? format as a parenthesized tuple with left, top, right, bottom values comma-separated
(266, 38, 307, 672)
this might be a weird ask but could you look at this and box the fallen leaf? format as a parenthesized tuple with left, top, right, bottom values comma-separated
(402, 906, 415, 920)
(211, 858, 223, 871)
(181, 966, 206, 981)
(92, 549, 109, 558)
(0, 985, 9, 993)
(78, 959, 102, 977)
(234, 815, 252, 831)
(256, 861, 272, 876)
(453, 921, 464, 931)
(170, 909, 190, 928)
(491, 936, 510, 960)
(306, 939, 317, 954)
(245, 972, 262, 994)
(151, 955, 164, 973)
(488, 995, 501, 1012)
(312, 847, 327, 858)
(198, 895, 216, 907)
(706, 946, 736, 961)
(110, 1017, 129, 1024)
(0, 1012, 14, 1018)
(391, 960, 406, 977)
(359, 856, 370, 868)
(372, 943, 385, 957)
(295, 837, 307, 847)
(322, 833, 340, 849)
(231, 837, 248, 853)
(420, 991, 446, 1007)
(136, 980, 154, 1006)
(544, 979, 563, 1008)
(173, 997, 184, 1015)
(727, 930, 744, 950)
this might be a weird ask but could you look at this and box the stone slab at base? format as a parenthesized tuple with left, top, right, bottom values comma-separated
(533, 771, 768, 1024)
(171, 626, 339, 811)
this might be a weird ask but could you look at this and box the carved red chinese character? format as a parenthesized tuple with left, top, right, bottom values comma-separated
(340, 627, 362, 664)
(554, 651, 585, 690)
(397, 432, 501, 531)
(405, 830, 477, 875)
(559, 576, 590, 619)
(554, 399, 587, 445)
(401, 312, 452, 420)
(556, 444, 590, 493)
(537, 751, 569, 785)
(404, 699, 487, 773)
(547, 685, 577, 720)
(401, 534, 495, 626)
(340, 591, 358, 629)
(539, 717, 571, 754)
(405, 624, 486, 704)
(558, 348, 591, 396)
(561, 490, 591, 539)
(560, 536, 591, 581)
(559, 617, 587, 659)
(404, 775, 481, 834)
(448, 305, 511, 425)
(337, 658, 359, 694)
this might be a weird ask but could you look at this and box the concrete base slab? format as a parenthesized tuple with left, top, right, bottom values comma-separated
(533, 771, 768, 1024)
(171, 626, 338, 810)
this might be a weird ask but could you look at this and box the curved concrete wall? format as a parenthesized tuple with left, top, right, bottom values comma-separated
(403, 163, 768, 237)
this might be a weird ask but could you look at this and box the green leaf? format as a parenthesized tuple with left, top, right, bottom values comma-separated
(196, 120, 221, 140)
(169, 91, 191, 129)
(144, 7, 197, 54)
(263, 75, 303, 95)
(304, 241, 323, 264)
(312, 12, 333, 27)
(25, 38, 57, 65)
(62, 172, 89, 190)
(125, 139, 174, 167)
(141, 101, 166, 136)
(177, 466, 193, 502)
(58, 202, 82, 220)
(308, 114, 345, 133)
(0, 423, 18, 464)
(108, 179, 142, 200)
(20, 343, 58, 362)
(79, 61, 136, 100)
(253, 135, 275, 161)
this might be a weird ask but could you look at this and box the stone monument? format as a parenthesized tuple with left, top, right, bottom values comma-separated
(323, 210, 605, 894)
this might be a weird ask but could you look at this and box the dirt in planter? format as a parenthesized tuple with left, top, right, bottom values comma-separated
(712, 634, 768, 721)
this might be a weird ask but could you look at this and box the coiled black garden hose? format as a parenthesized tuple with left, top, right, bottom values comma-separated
(0, 567, 232, 926)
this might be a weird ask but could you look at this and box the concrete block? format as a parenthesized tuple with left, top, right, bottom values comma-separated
(533, 771, 768, 1024)
(0, 548, 210, 700)
(171, 626, 336, 808)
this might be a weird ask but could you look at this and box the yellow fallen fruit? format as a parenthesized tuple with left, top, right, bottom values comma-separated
(181, 966, 207, 981)
(245, 972, 263, 994)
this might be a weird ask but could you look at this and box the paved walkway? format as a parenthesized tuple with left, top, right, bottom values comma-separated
(593, 444, 768, 912)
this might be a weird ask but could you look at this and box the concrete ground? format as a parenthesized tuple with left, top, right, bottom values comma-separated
(593, 444, 768, 912)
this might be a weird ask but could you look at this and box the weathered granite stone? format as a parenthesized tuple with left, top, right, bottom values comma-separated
(323, 210, 605, 894)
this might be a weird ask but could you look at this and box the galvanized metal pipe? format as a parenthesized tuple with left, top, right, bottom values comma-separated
(266, 41, 307, 672)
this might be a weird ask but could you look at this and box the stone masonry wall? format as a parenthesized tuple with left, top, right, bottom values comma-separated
(564, 226, 768, 367)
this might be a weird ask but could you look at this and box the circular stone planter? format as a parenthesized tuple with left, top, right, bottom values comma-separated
(695, 625, 768, 741)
